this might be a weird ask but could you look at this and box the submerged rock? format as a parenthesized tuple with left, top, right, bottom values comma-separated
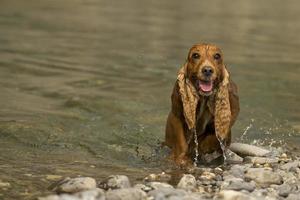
(53, 177, 97, 194)
(98, 175, 131, 190)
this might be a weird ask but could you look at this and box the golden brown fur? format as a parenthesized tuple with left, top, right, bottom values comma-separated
(164, 44, 240, 166)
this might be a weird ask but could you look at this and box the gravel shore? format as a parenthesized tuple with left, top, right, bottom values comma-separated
(38, 145, 300, 200)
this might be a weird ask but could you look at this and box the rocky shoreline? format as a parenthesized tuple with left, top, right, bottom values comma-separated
(38, 145, 300, 200)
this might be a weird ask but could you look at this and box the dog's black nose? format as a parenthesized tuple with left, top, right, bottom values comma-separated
(202, 66, 214, 77)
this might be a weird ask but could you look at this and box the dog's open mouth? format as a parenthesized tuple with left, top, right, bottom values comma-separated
(198, 80, 213, 93)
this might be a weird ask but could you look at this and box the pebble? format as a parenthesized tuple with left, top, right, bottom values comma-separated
(244, 156, 279, 165)
(146, 182, 174, 190)
(286, 193, 300, 200)
(39, 188, 105, 200)
(46, 175, 63, 181)
(229, 143, 270, 157)
(106, 188, 147, 200)
(215, 190, 256, 200)
(148, 188, 187, 199)
(133, 184, 152, 192)
(278, 184, 297, 197)
(280, 161, 300, 171)
(245, 168, 283, 186)
(225, 149, 243, 164)
(35, 144, 300, 200)
(221, 179, 256, 192)
(98, 175, 130, 190)
(228, 165, 247, 179)
(0, 181, 10, 188)
(54, 177, 97, 193)
(144, 172, 172, 183)
(177, 174, 197, 191)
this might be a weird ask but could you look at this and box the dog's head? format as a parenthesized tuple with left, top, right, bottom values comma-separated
(186, 44, 226, 96)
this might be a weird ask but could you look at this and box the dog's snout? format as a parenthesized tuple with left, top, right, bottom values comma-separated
(202, 66, 214, 77)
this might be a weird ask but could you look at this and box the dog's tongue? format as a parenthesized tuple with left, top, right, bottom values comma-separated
(199, 81, 213, 92)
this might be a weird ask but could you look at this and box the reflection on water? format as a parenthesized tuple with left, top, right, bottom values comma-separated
(0, 0, 300, 198)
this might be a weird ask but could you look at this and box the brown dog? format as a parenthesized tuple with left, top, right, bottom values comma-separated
(164, 44, 240, 166)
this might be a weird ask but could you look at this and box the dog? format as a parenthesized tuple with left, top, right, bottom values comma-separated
(164, 43, 240, 166)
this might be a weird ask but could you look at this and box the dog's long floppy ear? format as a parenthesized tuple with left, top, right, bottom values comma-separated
(214, 66, 231, 143)
(177, 62, 199, 130)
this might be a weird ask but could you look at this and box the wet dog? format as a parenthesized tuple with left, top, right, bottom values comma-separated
(164, 44, 240, 166)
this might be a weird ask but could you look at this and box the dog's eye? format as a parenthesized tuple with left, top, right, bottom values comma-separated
(214, 53, 221, 60)
(191, 53, 200, 59)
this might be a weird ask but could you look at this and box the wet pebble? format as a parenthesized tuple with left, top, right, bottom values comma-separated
(39, 188, 105, 200)
(148, 188, 187, 199)
(54, 177, 97, 194)
(244, 156, 279, 165)
(106, 188, 147, 200)
(280, 161, 300, 171)
(146, 181, 174, 190)
(227, 164, 247, 179)
(221, 179, 256, 192)
(0, 181, 10, 188)
(143, 172, 171, 183)
(133, 183, 152, 192)
(98, 175, 130, 190)
(245, 168, 283, 186)
(177, 174, 196, 191)
(215, 190, 255, 200)
(278, 184, 297, 197)
(286, 193, 300, 200)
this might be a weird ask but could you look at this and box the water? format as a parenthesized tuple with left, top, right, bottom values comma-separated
(0, 0, 300, 199)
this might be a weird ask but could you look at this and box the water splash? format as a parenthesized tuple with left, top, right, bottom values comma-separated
(193, 129, 199, 166)
(217, 136, 227, 162)
(240, 119, 254, 141)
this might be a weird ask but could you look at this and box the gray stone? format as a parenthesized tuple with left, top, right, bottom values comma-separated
(54, 177, 97, 193)
(225, 149, 243, 164)
(144, 172, 172, 183)
(0, 181, 10, 188)
(177, 174, 196, 190)
(134, 183, 152, 192)
(244, 157, 279, 165)
(75, 189, 105, 200)
(278, 184, 297, 197)
(148, 188, 188, 199)
(39, 189, 105, 200)
(228, 165, 247, 179)
(106, 188, 147, 200)
(38, 194, 79, 200)
(286, 193, 300, 200)
(245, 168, 283, 186)
(222, 179, 256, 192)
(99, 175, 130, 190)
(280, 161, 300, 171)
(146, 182, 174, 190)
(214, 190, 255, 200)
(229, 143, 270, 157)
